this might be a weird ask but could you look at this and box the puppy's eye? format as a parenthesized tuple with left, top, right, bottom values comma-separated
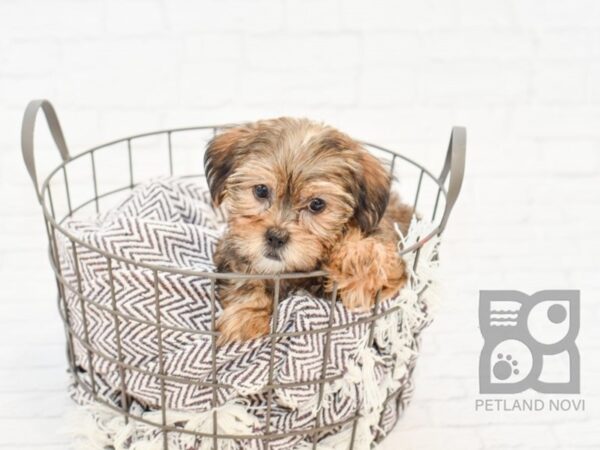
(308, 198, 326, 213)
(254, 184, 270, 199)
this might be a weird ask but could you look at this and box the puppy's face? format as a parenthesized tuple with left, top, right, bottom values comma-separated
(205, 118, 390, 274)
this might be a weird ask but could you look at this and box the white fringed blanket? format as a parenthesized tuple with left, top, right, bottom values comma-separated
(58, 178, 440, 450)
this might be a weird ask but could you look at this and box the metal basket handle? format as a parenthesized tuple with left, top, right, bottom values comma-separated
(437, 126, 466, 233)
(21, 99, 70, 201)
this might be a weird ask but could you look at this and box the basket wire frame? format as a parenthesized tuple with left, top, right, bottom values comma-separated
(22, 99, 466, 449)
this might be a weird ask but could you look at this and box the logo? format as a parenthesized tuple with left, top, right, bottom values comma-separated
(479, 290, 580, 394)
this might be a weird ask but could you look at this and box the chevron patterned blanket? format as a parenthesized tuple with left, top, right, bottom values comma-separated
(58, 178, 440, 450)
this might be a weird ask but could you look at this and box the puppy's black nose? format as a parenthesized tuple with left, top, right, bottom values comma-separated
(265, 227, 289, 249)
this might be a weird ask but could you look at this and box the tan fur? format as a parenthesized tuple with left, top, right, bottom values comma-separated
(205, 118, 412, 344)
(215, 279, 272, 345)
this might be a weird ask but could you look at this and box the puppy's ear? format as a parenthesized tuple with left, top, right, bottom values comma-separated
(352, 150, 391, 234)
(204, 126, 252, 206)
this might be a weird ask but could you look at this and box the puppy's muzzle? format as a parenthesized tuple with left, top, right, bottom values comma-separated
(265, 227, 289, 251)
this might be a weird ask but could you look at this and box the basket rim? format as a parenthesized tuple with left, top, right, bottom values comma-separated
(39, 124, 447, 281)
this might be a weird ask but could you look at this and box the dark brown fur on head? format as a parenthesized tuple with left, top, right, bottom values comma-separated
(205, 118, 390, 274)
(204, 118, 408, 344)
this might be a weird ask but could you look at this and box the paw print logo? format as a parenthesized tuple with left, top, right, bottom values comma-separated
(493, 353, 519, 380)
(485, 339, 531, 386)
(479, 290, 580, 394)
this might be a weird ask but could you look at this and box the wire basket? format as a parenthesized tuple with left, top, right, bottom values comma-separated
(22, 99, 465, 449)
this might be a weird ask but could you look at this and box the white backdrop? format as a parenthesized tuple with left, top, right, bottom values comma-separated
(1, 1, 599, 449)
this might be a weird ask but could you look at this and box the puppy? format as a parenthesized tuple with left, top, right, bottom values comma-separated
(204, 118, 412, 344)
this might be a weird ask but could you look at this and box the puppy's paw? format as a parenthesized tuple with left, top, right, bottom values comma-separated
(325, 230, 407, 310)
(216, 305, 271, 345)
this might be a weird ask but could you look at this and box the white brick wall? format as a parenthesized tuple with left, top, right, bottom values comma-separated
(1, 0, 599, 448)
